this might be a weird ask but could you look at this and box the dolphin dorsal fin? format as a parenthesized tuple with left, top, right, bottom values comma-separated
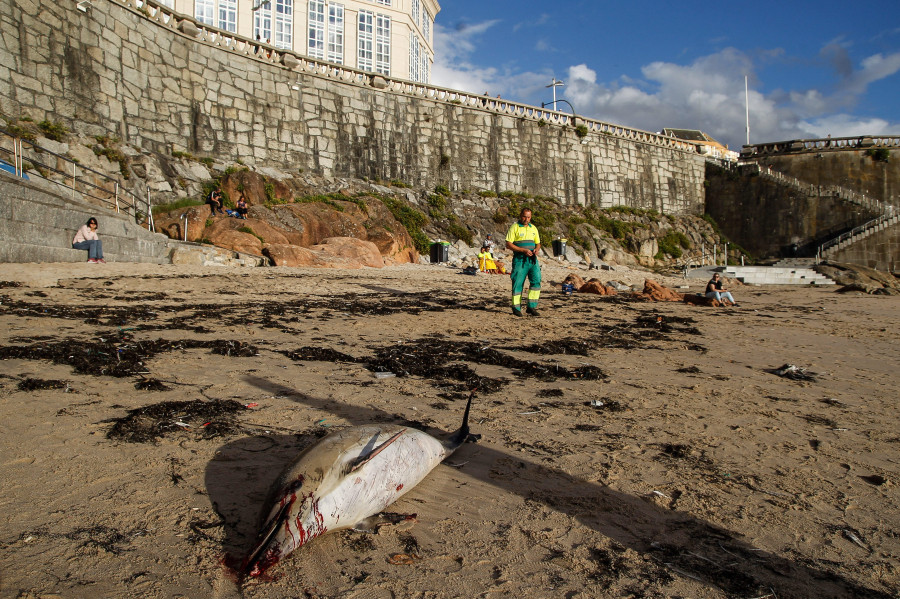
(345, 429, 405, 475)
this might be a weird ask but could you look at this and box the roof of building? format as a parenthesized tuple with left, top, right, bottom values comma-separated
(662, 128, 718, 143)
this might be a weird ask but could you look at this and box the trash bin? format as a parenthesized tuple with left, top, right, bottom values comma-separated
(552, 238, 567, 257)
(430, 241, 450, 263)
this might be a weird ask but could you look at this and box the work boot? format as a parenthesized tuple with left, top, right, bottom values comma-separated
(512, 307, 523, 317)
(526, 307, 539, 316)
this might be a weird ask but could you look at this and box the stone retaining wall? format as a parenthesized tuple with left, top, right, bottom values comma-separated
(0, 0, 707, 214)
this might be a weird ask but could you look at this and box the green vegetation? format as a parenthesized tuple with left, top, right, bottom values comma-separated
(294, 193, 347, 211)
(655, 229, 692, 259)
(440, 154, 451, 167)
(537, 119, 547, 128)
(6, 123, 36, 142)
(237, 225, 265, 244)
(575, 124, 589, 138)
(199, 157, 214, 168)
(865, 147, 890, 163)
(390, 179, 410, 188)
(171, 150, 195, 160)
(492, 209, 508, 224)
(478, 190, 498, 198)
(434, 184, 451, 196)
(205, 218, 214, 228)
(37, 120, 68, 142)
(151, 197, 205, 215)
(93, 136, 130, 179)
(447, 219, 473, 245)
(378, 195, 430, 253)
(427, 194, 447, 210)
(264, 181, 277, 204)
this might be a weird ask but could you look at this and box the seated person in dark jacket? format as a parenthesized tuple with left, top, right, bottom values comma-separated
(236, 195, 249, 219)
(207, 190, 225, 215)
(705, 273, 736, 305)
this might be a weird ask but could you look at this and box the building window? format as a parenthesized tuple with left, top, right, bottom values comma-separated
(422, 52, 429, 83)
(374, 0, 391, 5)
(359, 11, 390, 75)
(411, 0, 420, 29)
(357, 11, 373, 71)
(273, 0, 292, 49)
(409, 33, 421, 82)
(327, 3, 344, 63)
(375, 13, 390, 75)
(194, 0, 236, 32)
(194, 0, 214, 26)
(218, 0, 237, 32)
(308, 0, 326, 59)
(423, 9, 430, 42)
(255, 2, 272, 43)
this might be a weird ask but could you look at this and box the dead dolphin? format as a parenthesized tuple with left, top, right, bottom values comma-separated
(241, 394, 473, 577)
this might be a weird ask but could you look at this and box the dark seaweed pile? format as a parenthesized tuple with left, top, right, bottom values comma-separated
(17, 378, 68, 391)
(0, 336, 257, 378)
(105, 399, 246, 443)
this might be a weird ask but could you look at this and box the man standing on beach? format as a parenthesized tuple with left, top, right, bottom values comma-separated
(505, 208, 542, 316)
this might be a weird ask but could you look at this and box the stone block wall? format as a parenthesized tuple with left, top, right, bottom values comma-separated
(0, 0, 707, 214)
(704, 164, 879, 259)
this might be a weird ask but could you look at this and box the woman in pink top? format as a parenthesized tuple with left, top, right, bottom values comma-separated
(72, 217, 105, 263)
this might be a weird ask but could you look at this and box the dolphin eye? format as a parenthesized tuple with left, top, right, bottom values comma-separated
(286, 478, 304, 494)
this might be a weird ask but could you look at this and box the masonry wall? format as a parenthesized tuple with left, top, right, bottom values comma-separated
(705, 164, 878, 259)
(828, 227, 900, 272)
(752, 152, 898, 207)
(0, 0, 707, 214)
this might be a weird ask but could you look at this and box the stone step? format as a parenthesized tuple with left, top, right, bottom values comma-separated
(724, 266, 835, 285)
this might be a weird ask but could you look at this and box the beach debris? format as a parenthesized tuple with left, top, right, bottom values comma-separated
(388, 553, 416, 565)
(375, 372, 397, 379)
(767, 364, 817, 382)
(842, 529, 870, 552)
(590, 400, 604, 408)
(134, 378, 170, 391)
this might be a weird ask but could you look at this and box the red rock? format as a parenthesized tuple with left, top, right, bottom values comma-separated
(310, 237, 384, 268)
(633, 279, 684, 302)
(579, 278, 617, 295)
(684, 294, 721, 307)
(562, 273, 586, 290)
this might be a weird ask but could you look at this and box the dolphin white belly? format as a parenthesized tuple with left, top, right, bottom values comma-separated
(242, 396, 473, 578)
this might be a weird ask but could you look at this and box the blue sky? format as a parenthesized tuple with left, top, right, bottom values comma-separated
(430, 1, 900, 149)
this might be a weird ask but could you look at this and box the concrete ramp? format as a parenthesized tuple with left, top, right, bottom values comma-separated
(724, 265, 835, 285)
(0, 172, 266, 267)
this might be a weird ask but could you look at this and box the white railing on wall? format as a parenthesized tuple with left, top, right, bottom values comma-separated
(742, 135, 900, 157)
(119, 0, 702, 155)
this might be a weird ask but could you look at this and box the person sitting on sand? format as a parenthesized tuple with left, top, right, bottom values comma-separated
(706, 273, 737, 305)
(72, 217, 105, 263)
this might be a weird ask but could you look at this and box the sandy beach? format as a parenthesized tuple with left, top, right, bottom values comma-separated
(0, 261, 897, 599)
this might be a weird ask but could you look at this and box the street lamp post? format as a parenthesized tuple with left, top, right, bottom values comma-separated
(546, 78, 564, 111)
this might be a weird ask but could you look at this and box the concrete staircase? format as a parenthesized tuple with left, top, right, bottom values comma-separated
(0, 171, 267, 267)
(723, 265, 835, 285)
(819, 213, 900, 259)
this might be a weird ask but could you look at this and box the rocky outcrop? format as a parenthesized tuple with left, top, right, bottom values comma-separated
(264, 237, 383, 269)
(153, 171, 419, 267)
(634, 279, 685, 302)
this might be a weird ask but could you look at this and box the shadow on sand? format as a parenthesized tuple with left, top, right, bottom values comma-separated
(204, 375, 890, 598)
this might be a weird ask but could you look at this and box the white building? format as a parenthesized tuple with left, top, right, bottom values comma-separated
(163, 0, 440, 83)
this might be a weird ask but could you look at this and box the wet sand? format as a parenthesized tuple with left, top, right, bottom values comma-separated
(0, 262, 897, 599)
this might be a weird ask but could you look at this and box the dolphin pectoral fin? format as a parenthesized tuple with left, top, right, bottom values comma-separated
(346, 430, 406, 475)
(352, 512, 418, 533)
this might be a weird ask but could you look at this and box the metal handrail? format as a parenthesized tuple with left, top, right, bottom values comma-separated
(0, 129, 151, 224)
(817, 211, 897, 261)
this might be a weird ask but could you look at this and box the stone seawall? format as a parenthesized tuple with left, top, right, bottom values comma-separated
(0, 0, 707, 214)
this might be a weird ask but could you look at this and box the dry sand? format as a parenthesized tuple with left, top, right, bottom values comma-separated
(0, 261, 897, 599)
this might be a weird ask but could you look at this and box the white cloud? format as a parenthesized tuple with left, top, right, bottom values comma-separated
(432, 20, 552, 98)
(431, 25, 899, 148)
